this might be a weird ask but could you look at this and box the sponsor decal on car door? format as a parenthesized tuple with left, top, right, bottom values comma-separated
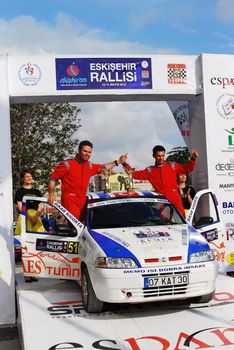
(21, 197, 83, 280)
(187, 189, 226, 267)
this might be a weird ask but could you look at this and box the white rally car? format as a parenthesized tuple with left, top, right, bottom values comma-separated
(20, 189, 225, 313)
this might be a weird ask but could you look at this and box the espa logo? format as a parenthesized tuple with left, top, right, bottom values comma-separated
(211, 76, 234, 89)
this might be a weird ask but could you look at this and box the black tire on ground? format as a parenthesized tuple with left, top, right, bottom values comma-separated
(81, 267, 104, 313)
(192, 291, 215, 303)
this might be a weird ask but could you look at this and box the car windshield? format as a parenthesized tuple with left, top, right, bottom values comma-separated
(88, 200, 185, 229)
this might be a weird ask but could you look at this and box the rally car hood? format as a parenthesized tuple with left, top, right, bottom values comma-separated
(88, 224, 209, 266)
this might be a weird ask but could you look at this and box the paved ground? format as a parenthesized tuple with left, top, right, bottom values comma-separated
(2, 264, 234, 350)
(0, 325, 21, 350)
(0, 263, 22, 350)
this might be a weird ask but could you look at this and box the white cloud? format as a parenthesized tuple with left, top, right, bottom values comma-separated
(0, 13, 176, 55)
(76, 101, 185, 170)
(214, 31, 233, 41)
(129, 11, 161, 31)
(213, 31, 234, 48)
(0, 13, 185, 168)
(171, 23, 197, 34)
(128, 1, 200, 33)
(216, 0, 234, 21)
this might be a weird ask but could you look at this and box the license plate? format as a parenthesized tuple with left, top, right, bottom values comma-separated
(144, 274, 189, 288)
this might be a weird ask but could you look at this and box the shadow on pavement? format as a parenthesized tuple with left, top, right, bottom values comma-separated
(0, 325, 21, 350)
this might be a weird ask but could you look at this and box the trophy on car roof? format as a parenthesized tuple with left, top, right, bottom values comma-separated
(101, 169, 111, 193)
(127, 167, 135, 192)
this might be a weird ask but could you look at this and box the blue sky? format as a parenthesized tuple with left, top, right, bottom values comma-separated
(2, 0, 234, 55)
(2, 0, 234, 167)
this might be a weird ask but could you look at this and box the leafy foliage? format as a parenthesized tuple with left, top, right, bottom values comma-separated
(11, 103, 81, 193)
(166, 146, 190, 164)
(166, 146, 191, 185)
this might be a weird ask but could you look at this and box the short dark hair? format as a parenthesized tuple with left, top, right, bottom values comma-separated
(78, 140, 93, 151)
(152, 145, 165, 155)
(20, 170, 33, 180)
(20, 170, 34, 185)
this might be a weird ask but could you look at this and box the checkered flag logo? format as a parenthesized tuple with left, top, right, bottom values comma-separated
(175, 111, 188, 126)
(168, 68, 187, 79)
(167, 64, 187, 84)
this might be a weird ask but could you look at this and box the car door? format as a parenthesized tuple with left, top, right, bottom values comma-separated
(20, 196, 84, 281)
(186, 189, 226, 266)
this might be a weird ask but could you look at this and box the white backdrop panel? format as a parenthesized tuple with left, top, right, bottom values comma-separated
(8, 54, 201, 98)
(0, 54, 15, 324)
(202, 53, 234, 272)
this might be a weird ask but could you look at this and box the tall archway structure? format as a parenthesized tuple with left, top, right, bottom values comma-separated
(0, 53, 233, 324)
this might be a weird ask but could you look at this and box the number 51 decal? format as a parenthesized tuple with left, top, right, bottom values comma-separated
(68, 242, 79, 254)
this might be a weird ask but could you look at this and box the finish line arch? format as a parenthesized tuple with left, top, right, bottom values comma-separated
(0, 53, 233, 324)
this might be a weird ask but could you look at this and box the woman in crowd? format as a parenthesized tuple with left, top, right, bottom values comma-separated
(177, 173, 196, 217)
(14, 170, 43, 282)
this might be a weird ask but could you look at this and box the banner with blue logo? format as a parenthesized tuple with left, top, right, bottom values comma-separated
(56, 57, 152, 90)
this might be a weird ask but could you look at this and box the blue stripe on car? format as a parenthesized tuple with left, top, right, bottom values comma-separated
(213, 193, 218, 206)
(140, 191, 155, 197)
(187, 226, 210, 261)
(21, 201, 26, 216)
(14, 237, 21, 245)
(88, 227, 141, 267)
(96, 192, 111, 199)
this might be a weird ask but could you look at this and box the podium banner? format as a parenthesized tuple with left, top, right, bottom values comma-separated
(202, 53, 234, 273)
(0, 55, 15, 324)
(167, 101, 190, 147)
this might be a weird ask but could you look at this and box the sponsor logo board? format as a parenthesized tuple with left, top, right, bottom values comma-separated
(215, 159, 234, 177)
(216, 94, 234, 119)
(56, 57, 152, 90)
(226, 222, 234, 240)
(211, 76, 234, 89)
(219, 183, 234, 191)
(18, 62, 42, 86)
(167, 63, 187, 84)
(222, 201, 234, 215)
(36, 239, 79, 254)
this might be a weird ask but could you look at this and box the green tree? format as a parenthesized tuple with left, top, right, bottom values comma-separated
(166, 146, 190, 164)
(11, 102, 81, 193)
(166, 146, 191, 184)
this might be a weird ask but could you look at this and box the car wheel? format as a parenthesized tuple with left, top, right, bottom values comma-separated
(192, 291, 214, 303)
(81, 267, 104, 313)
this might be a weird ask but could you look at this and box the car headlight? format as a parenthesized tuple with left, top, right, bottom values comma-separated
(95, 257, 138, 268)
(189, 250, 215, 263)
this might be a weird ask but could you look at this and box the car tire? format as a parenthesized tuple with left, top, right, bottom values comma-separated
(192, 291, 214, 303)
(81, 267, 104, 313)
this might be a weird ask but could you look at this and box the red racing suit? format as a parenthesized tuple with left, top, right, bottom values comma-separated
(125, 160, 196, 216)
(50, 158, 103, 221)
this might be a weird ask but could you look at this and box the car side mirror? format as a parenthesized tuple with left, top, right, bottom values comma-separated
(194, 216, 214, 228)
(54, 224, 77, 237)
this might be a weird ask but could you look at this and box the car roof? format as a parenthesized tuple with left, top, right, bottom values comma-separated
(86, 190, 167, 203)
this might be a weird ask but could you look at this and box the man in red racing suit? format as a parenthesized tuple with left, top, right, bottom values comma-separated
(123, 145, 198, 217)
(48, 140, 127, 221)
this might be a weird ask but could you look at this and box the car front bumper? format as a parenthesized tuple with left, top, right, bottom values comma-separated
(88, 261, 217, 304)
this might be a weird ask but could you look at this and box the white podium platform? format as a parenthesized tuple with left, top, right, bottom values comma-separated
(15, 267, 234, 350)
